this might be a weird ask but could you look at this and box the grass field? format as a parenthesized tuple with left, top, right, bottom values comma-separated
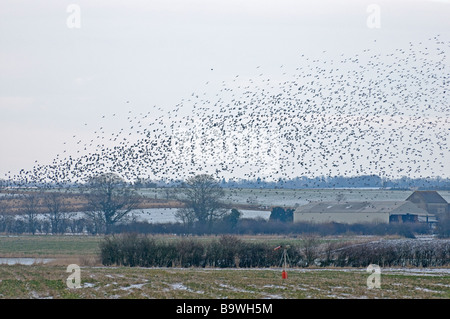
(0, 235, 449, 299)
(0, 264, 449, 299)
(0, 234, 376, 263)
(0, 235, 102, 259)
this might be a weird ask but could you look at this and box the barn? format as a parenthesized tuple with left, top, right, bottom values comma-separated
(406, 190, 448, 216)
(293, 200, 435, 225)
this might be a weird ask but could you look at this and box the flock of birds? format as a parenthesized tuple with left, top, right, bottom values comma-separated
(3, 36, 449, 188)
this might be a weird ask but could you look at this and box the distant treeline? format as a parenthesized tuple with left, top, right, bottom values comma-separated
(217, 175, 450, 190)
(99, 234, 450, 268)
(2, 216, 447, 238)
(2, 174, 450, 190)
(115, 218, 440, 238)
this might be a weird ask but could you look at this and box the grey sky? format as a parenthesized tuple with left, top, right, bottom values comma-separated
(0, 0, 449, 181)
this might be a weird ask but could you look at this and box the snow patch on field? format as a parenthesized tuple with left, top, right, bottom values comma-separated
(166, 282, 204, 294)
(218, 283, 256, 294)
(120, 283, 146, 291)
(382, 268, 450, 276)
(263, 293, 283, 299)
(170, 283, 189, 291)
(29, 291, 53, 299)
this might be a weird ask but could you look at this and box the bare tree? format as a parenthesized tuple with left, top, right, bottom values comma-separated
(22, 192, 42, 235)
(176, 174, 227, 232)
(0, 197, 13, 233)
(174, 207, 196, 232)
(301, 235, 320, 266)
(43, 192, 73, 234)
(84, 173, 142, 234)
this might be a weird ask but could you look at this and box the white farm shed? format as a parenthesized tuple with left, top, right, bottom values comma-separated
(293, 201, 433, 224)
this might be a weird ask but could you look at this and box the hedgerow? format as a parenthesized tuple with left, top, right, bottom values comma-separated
(99, 234, 450, 268)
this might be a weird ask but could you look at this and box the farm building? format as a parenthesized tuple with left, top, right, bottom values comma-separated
(406, 190, 448, 216)
(293, 201, 436, 225)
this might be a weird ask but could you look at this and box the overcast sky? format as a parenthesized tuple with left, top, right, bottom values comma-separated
(0, 0, 449, 181)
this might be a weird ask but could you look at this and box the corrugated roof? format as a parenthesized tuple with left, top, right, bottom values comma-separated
(406, 191, 448, 204)
(295, 201, 430, 215)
